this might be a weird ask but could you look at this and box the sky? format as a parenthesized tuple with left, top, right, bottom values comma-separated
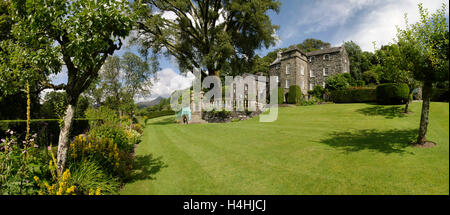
(48, 0, 449, 102)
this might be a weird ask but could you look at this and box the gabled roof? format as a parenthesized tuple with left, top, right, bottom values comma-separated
(306, 46, 342, 56)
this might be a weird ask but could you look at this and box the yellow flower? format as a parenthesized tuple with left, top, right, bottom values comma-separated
(88, 188, 94, 195)
(66, 186, 76, 194)
(33, 176, 39, 183)
(95, 188, 101, 195)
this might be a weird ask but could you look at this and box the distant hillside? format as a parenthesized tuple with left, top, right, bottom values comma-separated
(137, 96, 165, 108)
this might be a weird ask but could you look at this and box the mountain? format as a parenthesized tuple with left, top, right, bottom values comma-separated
(137, 96, 165, 108)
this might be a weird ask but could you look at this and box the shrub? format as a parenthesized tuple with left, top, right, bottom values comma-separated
(68, 160, 120, 195)
(287, 85, 303, 104)
(0, 119, 92, 148)
(278, 88, 284, 104)
(325, 73, 350, 91)
(68, 134, 133, 181)
(330, 88, 377, 103)
(431, 88, 449, 102)
(376, 83, 410, 105)
(89, 124, 132, 152)
(308, 85, 325, 99)
(146, 110, 175, 119)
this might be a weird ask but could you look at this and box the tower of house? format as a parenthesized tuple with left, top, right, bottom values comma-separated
(269, 46, 350, 101)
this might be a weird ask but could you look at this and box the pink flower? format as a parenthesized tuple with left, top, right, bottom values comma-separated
(48, 146, 51, 151)
(34, 144, 39, 148)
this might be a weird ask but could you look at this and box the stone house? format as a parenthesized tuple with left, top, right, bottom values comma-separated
(269, 46, 350, 101)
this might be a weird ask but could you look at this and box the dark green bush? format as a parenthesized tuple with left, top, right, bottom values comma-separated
(431, 88, 449, 102)
(0, 119, 91, 147)
(146, 110, 175, 119)
(90, 124, 132, 152)
(287, 85, 302, 104)
(330, 88, 377, 103)
(376, 83, 410, 105)
(278, 88, 284, 104)
(308, 85, 325, 99)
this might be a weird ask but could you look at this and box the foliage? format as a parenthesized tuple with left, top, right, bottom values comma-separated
(330, 88, 377, 103)
(296, 38, 331, 53)
(396, 3, 449, 143)
(68, 160, 120, 195)
(343, 41, 376, 80)
(325, 73, 350, 91)
(431, 88, 449, 102)
(308, 85, 325, 100)
(0, 131, 50, 194)
(277, 88, 284, 104)
(287, 85, 302, 104)
(132, 0, 281, 76)
(362, 69, 380, 85)
(376, 83, 410, 105)
(40, 91, 89, 121)
(89, 124, 132, 153)
(0, 119, 91, 147)
(85, 107, 121, 126)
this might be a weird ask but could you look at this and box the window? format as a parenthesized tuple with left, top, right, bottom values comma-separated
(323, 54, 330, 60)
(310, 69, 315, 77)
(285, 79, 290, 88)
(310, 56, 315, 62)
(322, 82, 326, 88)
(323, 68, 329, 76)
(300, 66, 304, 75)
(286, 63, 290, 74)
(277, 75, 280, 87)
(309, 83, 314, 90)
(300, 80, 304, 89)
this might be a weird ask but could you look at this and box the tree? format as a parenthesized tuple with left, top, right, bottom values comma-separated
(325, 73, 350, 91)
(397, 3, 449, 144)
(343, 41, 376, 81)
(297, 38, 331, 52)
(10, 0, 134, 172)
(132, 0, 280, 77)
(376, 44, 419, 113)
(121, 52, 152, 97)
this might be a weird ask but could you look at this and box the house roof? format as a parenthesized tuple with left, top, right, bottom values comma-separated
(306, 46, 342, 56)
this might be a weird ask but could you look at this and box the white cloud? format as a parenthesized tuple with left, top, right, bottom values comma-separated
(135, 68, 195, 102)
(334, 0, 448, 51)
(279, 0, 448, 52)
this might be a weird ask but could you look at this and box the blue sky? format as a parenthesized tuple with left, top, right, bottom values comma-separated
(48, 0, 449, 102)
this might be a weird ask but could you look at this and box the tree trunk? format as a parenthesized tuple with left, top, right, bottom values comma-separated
(56, 102, 77, 173)
(417, 81, 433, 145)
(404, 90, 413, 113)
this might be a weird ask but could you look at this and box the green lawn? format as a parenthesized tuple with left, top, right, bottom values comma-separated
(121, 102, 449, 195)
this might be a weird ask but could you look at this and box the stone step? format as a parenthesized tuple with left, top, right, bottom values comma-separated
(189, 112, 207, 124)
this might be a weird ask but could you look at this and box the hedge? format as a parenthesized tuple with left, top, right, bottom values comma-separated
(330, 88, 377, 103)
(278, 88, 284, 104)
(376, 83, 409, 105)
(0, 119, 92, 146)
(146, 110, 175, 119)
(287, 85, 302, 104)
(431, 88, 449, 102)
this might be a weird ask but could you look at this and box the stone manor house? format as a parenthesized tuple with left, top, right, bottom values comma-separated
(269, 46, 350, 101)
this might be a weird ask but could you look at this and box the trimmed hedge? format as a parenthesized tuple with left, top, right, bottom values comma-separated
(146, 110, 175, 119)
(0, 119, 92, 146)
(330, 88, 377, 103)
(376, 83, 409, 105)
(287, 85, 302, 104)
(431, 88, 449, 102)
(278, 88, 284, 104)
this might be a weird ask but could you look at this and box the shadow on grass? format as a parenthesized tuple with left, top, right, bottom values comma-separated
(321, 129, 417, 154)
(356, 105, 406, 119)
(128, 154, 168, 182)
